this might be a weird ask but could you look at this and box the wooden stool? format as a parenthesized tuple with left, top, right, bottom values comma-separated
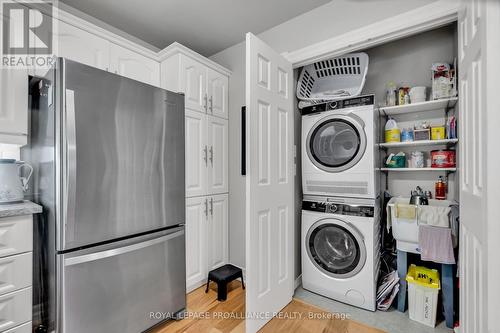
(205, 264, 245, 301)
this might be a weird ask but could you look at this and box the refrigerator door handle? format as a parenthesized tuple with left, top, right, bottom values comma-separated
(64, 229, 184, 266)
(64, 89, 77, 244)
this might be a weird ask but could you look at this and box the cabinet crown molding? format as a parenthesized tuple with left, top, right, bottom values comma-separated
(159, 42, 232, 77)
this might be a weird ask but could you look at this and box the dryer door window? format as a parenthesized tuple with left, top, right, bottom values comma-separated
(306, 219, 366, 278)
(307, 115, 366, 173)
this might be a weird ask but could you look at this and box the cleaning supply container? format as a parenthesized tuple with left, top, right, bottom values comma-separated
(385, 118, 400, 143)
(406, 264, 440, 327)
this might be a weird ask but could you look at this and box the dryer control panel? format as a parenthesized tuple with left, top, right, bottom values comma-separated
(301, 94, 374, 116)
(302, 200, 374, 217)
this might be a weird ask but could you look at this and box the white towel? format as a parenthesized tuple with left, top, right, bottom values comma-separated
(418, 205, 451, 228)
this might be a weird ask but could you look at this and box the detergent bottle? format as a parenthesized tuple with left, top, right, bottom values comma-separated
(385, 118, 400, 143)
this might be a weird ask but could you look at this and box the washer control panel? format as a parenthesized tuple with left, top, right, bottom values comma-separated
(302, 200, 374, 217)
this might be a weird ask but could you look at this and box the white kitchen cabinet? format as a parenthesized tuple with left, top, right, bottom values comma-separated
(56, 21, 110, 71)
(0, 215, 32, 258)
(185, 113, 228, 197)
(0, 69, 28, 145)
(207, 115, 228, 194)
(185, 110, 207, 197)
(0, 287, 32, 332)
(185, 196, 207, 291)
(160, 43, 230, 119)
(109, 43, 160, 86)
(185, 194, 228, 292)
(0, 253, 32, 296)
(179, 55, 207, 114)
(207, 69, 228, 119)
(207, 194, 228, 271)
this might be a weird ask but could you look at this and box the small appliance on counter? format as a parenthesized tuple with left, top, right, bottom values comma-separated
(0, 159, 32, 204)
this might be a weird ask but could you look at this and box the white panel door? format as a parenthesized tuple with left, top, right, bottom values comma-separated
(185, 196, 208, 291)
(245, 33, 294, 333)
(109, 43, 160, 86)
(207, 194, 228, 271)
(179, 56, 207, 114)
(458, 1, 500, 332)
(207, 115, 228, 195)
(185, 110, 207, 198)
(207, 69, 228, 119)
(56, 21, 110, 71)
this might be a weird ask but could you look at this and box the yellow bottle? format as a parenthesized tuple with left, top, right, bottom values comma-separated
(385, 118, 401, 143)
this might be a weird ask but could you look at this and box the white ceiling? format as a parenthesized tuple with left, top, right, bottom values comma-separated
(59, 0, 331, 56)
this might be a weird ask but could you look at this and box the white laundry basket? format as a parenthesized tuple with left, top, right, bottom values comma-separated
(297, 53, 369, 103)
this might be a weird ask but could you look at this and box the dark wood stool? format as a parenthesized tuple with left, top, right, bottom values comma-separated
(205, 264, 245, 301)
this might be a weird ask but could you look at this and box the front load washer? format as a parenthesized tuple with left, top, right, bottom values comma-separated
(301, 95, 378, 198)
(301, 195, 380, 311)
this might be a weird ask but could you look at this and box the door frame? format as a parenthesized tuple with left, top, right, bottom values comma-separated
(283, 0, 460, 68)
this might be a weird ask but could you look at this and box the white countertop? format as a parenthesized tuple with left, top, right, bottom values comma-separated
(0, 200, 43, 218)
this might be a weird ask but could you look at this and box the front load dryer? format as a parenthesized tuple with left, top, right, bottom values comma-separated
(301, 95, 378, 198)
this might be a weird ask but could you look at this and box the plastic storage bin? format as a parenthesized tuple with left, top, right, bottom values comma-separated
(406, 265, 440, 327)
(297, 53, 369, 102)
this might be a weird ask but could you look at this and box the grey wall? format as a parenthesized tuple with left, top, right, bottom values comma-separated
(209, 0, 439, 279)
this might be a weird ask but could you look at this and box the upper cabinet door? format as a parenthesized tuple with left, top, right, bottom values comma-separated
(179, 56, 207, 114)
(207, 115, 228, 195)
(109, 43, 160, 86)
(56, 21, 110, 71)
(207, 69, 228, 119)
(185, 110, 208, 198)
(0, 69, 28, 144)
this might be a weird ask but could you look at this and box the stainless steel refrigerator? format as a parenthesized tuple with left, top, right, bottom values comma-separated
(22, 58, 186, 333)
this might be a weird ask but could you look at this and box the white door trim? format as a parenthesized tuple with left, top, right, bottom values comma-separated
(282, 0, 460, 68)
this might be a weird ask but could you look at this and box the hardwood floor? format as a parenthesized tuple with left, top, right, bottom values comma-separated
(152, 281, 385, 333)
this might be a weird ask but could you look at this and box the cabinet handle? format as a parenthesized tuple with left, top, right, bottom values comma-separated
(210, 198, 213, 216)
(203, 145, 208, 166)
(204, 198, 208, 218)
(204, 94, 208, 112)
(209, 96, 213, 113)
(209, 146, 213, 166)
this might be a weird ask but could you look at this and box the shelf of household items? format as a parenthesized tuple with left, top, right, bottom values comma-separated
(379, 167, 457, 172)
(378, 97, 458, 117)
(378, 138, 458, 150)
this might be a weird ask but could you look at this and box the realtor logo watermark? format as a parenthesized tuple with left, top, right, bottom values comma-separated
(1, 0, 57, 69)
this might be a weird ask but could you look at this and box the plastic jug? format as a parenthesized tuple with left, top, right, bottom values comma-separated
(385, 118, 400, 143)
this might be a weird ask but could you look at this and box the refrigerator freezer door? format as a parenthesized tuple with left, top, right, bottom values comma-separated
(60, 227, 186, 333)
(61, 59, 185, 250)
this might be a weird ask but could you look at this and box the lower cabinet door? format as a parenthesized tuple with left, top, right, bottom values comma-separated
(207, 194, 228, 271)
(185, 197, 208, 291)
(0, 287, 32, 332)
(0, 252, 32, 296)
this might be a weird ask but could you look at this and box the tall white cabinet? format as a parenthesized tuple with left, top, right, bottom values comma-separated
(161, 44, 230, 291)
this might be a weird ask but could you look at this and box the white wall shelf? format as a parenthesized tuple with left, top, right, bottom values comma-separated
(379, 167, 456, 172)
(379, 97, 458, 116)
(379, 139, 458, 149)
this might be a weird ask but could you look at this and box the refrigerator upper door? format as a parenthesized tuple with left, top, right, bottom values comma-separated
(61, 227, 186, 333)
(60, 59, 185, 250)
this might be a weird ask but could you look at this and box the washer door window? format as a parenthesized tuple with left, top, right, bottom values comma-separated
(307, 115, 366, 172)
(306, 219, 366, 278)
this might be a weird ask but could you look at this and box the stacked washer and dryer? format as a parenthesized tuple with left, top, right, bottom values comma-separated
(300, 95, 381, 311)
